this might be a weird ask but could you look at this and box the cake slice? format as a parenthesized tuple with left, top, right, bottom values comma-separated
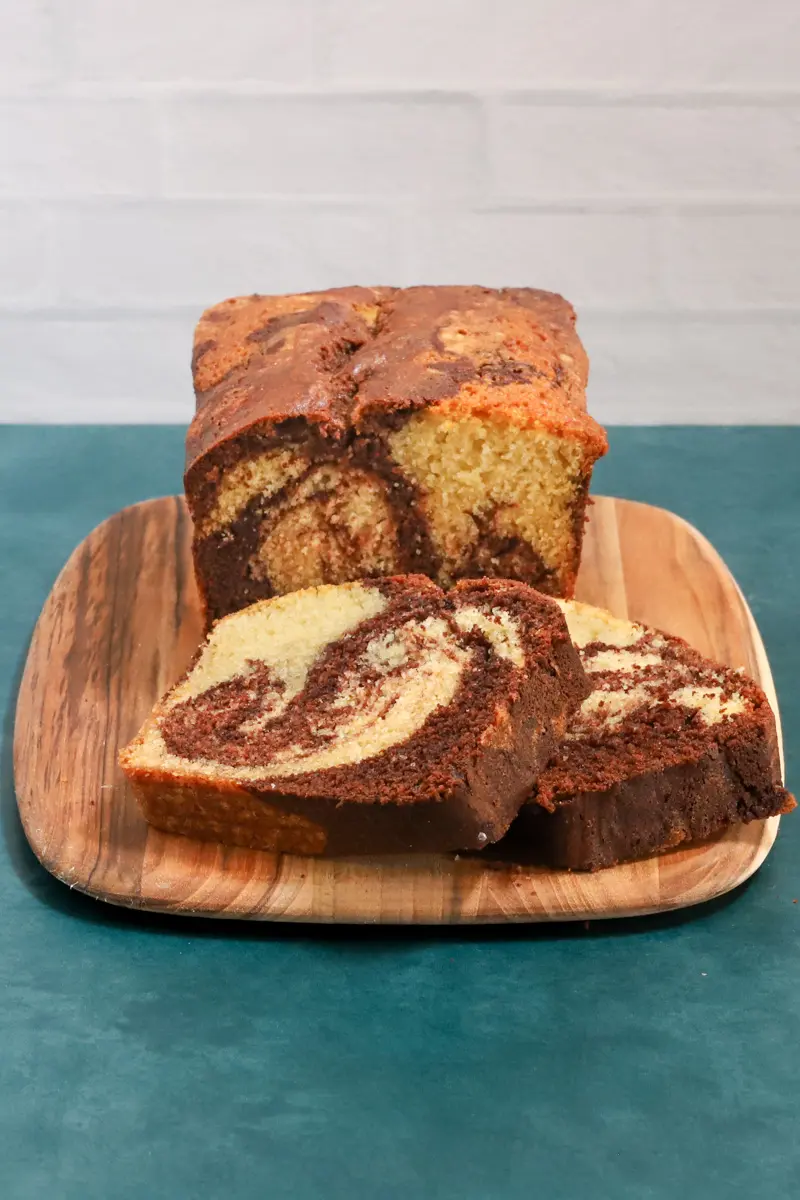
(513, 600, 794, 870)
(185, 285, 608, 623)
(119, 576, 589, 857)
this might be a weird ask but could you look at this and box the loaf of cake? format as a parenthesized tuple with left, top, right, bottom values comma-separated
(185, 286, 608, 623)
(119, 576, 589, 857)
(513, 600, 795, 870)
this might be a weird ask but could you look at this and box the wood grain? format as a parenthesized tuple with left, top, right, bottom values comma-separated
(13, 496, 785, 924)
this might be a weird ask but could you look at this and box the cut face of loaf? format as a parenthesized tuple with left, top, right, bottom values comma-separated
(119, 576, 590, 857)
(185, 286, 608, 623)
(512, 600, 795, 870)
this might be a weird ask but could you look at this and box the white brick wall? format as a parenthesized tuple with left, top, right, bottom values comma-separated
(1, 0, 799, 423)
(324, 0, 800, 90)
(50, 201, 414, 307)
(490, 102, 800, 200)
(162, 95, 483, 196)
(63, 0, 318, 85)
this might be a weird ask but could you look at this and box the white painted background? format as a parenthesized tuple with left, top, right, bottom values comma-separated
(2, 0, 800, 423)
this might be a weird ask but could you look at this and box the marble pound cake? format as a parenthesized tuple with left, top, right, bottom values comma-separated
(119, 577, 589, 857)
(185, 285, 608, 624)
(514, 601, 795, 870)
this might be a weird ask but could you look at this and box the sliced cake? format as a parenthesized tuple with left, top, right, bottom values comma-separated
(185, 285, 608, 623)
(119, 576, 589, 857)
(513, 600, 794, 870)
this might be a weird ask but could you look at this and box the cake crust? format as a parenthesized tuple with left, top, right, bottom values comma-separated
(185, 286, 608, 623)
(120, 577, 590, 857)
(187, 286, 600, 468)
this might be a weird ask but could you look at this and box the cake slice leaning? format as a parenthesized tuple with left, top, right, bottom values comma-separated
(513, 600, 795, 870)
(119, 576, 589, 857)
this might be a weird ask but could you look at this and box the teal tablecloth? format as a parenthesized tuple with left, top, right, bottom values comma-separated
(1, 427, 798, 1200)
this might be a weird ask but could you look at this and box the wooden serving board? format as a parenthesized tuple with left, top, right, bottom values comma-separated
(14, 496, 784, 924)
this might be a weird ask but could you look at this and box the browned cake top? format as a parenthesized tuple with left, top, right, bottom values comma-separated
(187, 285, 605, 468)
(534, 601, 788, 811)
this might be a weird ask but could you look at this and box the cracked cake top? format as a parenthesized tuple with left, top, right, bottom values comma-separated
(186, 285, 606, 469)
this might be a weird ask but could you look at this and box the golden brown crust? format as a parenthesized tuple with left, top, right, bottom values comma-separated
(192, 287, 388, 396)
(127, 772, 330, 856)
(187, 285, 607, 470)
